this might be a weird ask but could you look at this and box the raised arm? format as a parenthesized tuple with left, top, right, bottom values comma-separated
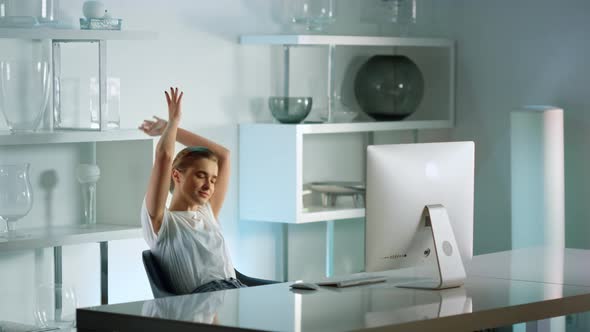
(145, 87, 183, 234)
(139, 115, 229, 220)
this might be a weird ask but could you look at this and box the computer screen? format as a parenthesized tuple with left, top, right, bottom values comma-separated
(365, 141, 474, 274)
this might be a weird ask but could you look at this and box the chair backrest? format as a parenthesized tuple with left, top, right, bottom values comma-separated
(142, 250, 177, 298)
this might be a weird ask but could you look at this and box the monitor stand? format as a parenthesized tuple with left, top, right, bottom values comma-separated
(397, 204, 466, 290)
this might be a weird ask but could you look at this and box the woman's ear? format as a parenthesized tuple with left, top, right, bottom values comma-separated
(172, 169, 182, 186)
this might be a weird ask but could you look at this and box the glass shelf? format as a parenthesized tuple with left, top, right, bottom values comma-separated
(241, 120, 452, 135)
(239, 34, 453, 47)
(0, 28, 157, 41)
(0, 128, 153, 146)
(301, 206, 365, 223)
(0, 223, 141, 252)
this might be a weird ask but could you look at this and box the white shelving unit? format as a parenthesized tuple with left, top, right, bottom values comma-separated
(0, 28, 157, 40)
(0, 132, 154, 304)
(239, 34, 456, 280)
(239, 34, 455, 224)
(0, 27, 157, 304)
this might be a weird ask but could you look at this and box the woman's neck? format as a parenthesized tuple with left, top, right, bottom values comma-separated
(169, 195, 203, 211)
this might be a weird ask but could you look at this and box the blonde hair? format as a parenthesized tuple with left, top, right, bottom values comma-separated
(170, 146, 218, 193)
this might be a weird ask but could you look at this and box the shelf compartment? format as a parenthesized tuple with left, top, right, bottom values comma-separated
(239, 124, 425, 224)
(241, 34, 455, 132)
(0, 223, 141, 252)
(0, 129, 153, 146)
(239, 35, 453, 47)
(0, 28, 157, 41)
(0, 139, 153, 238)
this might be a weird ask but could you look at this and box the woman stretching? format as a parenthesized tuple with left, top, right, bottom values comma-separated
(139, 87, 244, 294)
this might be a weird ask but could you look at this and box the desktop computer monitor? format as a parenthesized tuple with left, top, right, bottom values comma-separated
(365, 142, 474, 287)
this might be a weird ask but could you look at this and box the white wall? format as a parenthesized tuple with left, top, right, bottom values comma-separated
(448, 0, 590, 254)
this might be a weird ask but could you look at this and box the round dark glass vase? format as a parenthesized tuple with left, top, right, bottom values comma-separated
(354, 55, 424, 121)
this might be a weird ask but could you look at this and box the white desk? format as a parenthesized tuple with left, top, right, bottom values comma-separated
(77, 248, 590, 332)
(467, 247, 589, 286)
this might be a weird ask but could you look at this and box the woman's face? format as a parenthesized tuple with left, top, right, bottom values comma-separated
(174, 158, 218, 206)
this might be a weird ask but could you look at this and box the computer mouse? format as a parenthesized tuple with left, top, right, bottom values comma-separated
(290, 282, 319, 291)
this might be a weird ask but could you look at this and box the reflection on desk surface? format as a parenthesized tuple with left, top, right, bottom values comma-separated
(364, 287, 472, 328)
(78, 271, 590, 332)
(141, 290, 225, 325)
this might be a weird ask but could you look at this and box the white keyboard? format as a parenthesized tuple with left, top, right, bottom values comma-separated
(317, 275, 387, 288)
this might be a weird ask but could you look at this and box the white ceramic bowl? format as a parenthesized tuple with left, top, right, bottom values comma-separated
(82, 1, 105, 19)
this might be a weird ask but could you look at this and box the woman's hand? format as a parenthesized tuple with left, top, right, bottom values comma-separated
(165, 87, 183, 125)
(138, 116, 167, 136)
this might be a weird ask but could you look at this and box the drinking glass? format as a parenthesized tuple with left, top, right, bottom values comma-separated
(0, 163, 33, 236)
(76, 164, 100, 225)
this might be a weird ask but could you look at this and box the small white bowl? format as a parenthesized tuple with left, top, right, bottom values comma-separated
(82, 1, 105, 19)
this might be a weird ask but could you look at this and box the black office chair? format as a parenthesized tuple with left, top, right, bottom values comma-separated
(142, 250, 176, 298)
(142, 250, 278, 298)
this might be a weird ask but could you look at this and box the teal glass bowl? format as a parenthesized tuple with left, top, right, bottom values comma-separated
(268, 97, 312, 124)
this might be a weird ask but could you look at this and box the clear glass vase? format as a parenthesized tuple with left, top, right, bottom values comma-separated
(285, 0, 336, 32)
(0, 60, 50, 133)
(34, 283, 78, 329)
(0, 163, 33, 236)
(361, 0, 421, 36)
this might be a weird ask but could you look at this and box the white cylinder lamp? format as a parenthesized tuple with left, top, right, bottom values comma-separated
(510, 106, 565, 249)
